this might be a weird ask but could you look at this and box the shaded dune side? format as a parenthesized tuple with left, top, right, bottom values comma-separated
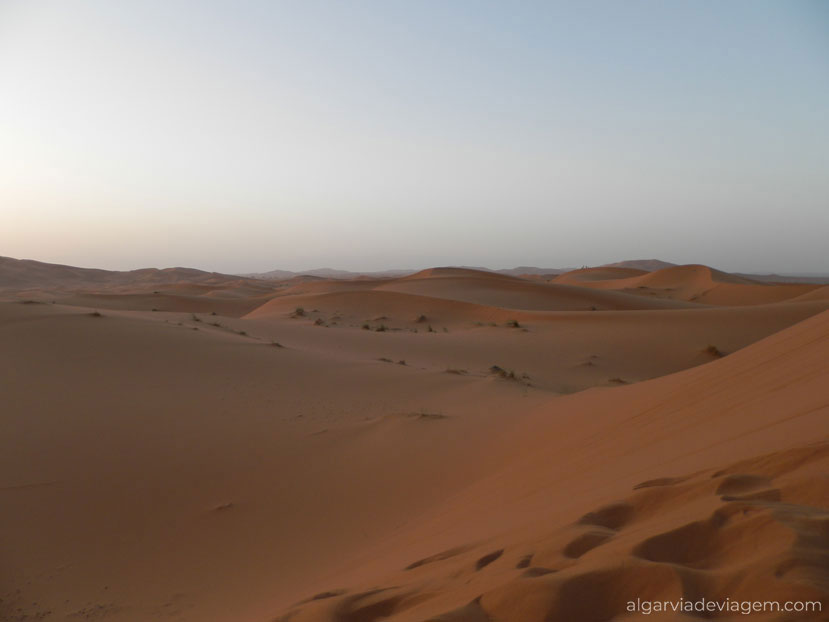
(373, 276, 695, 311)
(247, 281, 696, 323)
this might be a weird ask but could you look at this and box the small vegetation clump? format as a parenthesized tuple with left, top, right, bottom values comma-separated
(397, 360, 407, 366)
(705, 345, 725, 358)
(415, 314, 428, 323)
(506, 319, 521, 328)
(408, 411, 448, 420)
(427, 324, 436, 333)
(375, 324, 387, 332)
(191, 314, 201, 322)
(238, 330, 247, 336)
(378, 357, 394, 363)
(446, 368, 467, 375)
(89, 310, 103, 317)
(292, 307, 305, 317)
(314, 318, 325, 326)
(361, 323, 370, 330)
(489, 365, 514, 379)
(488, 365, 531, 384)
(270, 340, 284, 348)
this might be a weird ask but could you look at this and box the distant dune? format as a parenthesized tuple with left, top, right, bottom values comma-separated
(2, 257, 827, 621)
(554, 263, 823, 305)
(601, 258, 677, 271)
(0, 255, 254, 292)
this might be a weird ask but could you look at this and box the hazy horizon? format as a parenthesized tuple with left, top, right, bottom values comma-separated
(2, 1, 828, 274)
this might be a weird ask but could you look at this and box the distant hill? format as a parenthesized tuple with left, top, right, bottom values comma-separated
(245, 265, 571, 280)
(0, 256, 249, 291)
(242, 267, 416, 280)
(601, 259, 677, 272)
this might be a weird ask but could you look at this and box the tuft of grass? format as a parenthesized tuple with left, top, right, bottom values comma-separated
(361, 323, 371, 330)
(293, 307, 305, 317)
(408, 411, 448, 420)
(375, 324, 387, 332)
(415, 314, 428, 323)
(192, 314, 201, 322)
(705, 345, 725, 358)
(506, 319, 520, 328)
(314, 318, 325, 326)
(427, 324, 435, 333)
(397, 360, 407, 366)
(488, 365, 530, 383)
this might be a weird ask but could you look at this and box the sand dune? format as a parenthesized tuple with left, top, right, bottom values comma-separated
(0, 255, 270, 294)
(554, 264, 822, 306)
(1, 260, 827, 622)
(250, 268, 696, 320)
(275, 310, 829, 622)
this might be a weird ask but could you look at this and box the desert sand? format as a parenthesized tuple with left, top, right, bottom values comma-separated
(1, 258, 827, 622)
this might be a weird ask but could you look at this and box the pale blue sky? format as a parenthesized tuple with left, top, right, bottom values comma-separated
(1, 1, 827, 273)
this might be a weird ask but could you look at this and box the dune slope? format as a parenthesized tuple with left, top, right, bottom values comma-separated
(274, 310, 829, 622)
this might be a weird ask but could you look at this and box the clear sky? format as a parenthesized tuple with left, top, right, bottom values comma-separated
(1, 1, 827, 274)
